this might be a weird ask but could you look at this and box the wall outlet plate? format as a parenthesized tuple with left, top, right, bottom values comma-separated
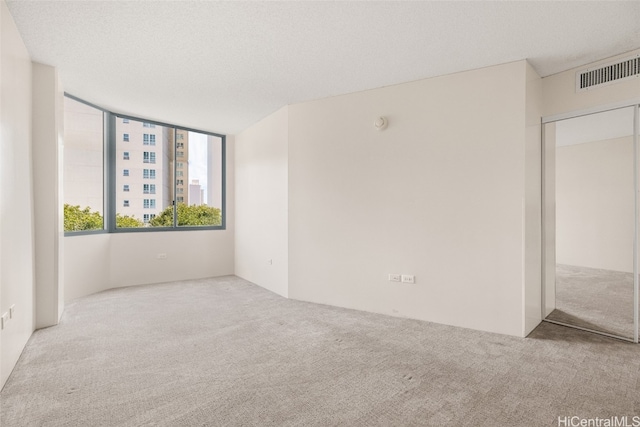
(1, 313, 8, 330)
(401, 275, 415, 284)
(9, 305, 15, 319)
(388, 274, 401, 282)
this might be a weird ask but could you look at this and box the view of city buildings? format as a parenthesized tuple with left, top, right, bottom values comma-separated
(64, 96, 224, 228)
(115, 118, 172, 224)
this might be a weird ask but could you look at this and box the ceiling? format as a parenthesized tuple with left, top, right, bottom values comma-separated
(6, 1, 640, 135)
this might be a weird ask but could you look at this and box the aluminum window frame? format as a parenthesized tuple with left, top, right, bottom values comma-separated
(64, 93, 226, 235)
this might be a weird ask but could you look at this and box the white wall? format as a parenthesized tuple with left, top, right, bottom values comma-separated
(64, 234, 110, 301)
(288, 61, 535, 337)
(32, 62, 64, 328)
(523, 62, 543, 335)
(0, 0, 35, 387)
(235, 106, 289, 297)
(109, 230, 234, 288)
(543, 49, 640, 118)
(556, 136, 635, 272)
(64, 137, 235, 301)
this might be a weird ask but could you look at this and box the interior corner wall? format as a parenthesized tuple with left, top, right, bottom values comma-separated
(0, 0, 35, 388)
(64, 136, 235, 301)
(234, 107, 289, 297)
(32, 62, 64, 329)
(288, 61, 531, 337)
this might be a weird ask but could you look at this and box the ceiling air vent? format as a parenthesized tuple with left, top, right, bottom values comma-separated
(576, 55, 639, 92)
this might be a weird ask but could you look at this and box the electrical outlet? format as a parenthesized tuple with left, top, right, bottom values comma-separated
(1, 313, 8, 330)
(157, 253, 167, 260)
(9, 305, 15, 319)
(401, 275, 415, 284)
(388, 274, 401, 282)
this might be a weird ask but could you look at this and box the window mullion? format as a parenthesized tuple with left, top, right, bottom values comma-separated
(173, 127, 178, 228)
(106, 112, 116, 233)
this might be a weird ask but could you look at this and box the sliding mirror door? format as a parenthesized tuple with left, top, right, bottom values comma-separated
(543, 105, 638, 341)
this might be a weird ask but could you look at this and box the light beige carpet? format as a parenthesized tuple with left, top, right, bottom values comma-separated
(1, 275, 639, 426)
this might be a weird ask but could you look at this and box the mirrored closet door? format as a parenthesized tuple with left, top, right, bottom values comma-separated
(543, 105, 639, 342)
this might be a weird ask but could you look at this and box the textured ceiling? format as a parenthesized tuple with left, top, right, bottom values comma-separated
(6, 1, 640, 135)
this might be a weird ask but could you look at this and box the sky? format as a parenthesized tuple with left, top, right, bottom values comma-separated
(188, 131, 209, 204)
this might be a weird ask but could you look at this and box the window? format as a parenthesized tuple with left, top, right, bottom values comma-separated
(143, 214, 156, 223)
(63, 96, 104, 233)
(143, 184, 156, 194)
(143, 152, 156, 164)
(176, 130, 223, 228)
(177, 187, 184, 194)
(66, 98, 225, 233)
(177, 151, 184, 157)
(143, 134, 156, 146)
(142, 169, 156, 179)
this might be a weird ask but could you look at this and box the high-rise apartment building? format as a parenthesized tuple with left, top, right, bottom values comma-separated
(116, 118, 172, 224)
(174, 129, 189, 205)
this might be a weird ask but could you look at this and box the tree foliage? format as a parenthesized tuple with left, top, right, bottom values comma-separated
(64, 204, 103, 231)
(150, 203, 222, 227)
(64, 204, 144, 231)
(115, 213, 144, 228)
(64, 203, 219, 231)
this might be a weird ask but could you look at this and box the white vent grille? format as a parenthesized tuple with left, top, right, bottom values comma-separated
(576, 55, 640, 92)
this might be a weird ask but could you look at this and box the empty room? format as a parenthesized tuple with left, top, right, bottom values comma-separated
(1, 1, 640, 426)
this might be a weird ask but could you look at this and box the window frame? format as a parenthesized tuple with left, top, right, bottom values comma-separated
(64, 93, 226, 235)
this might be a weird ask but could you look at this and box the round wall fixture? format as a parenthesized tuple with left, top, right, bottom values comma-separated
(374, 116, 388, 131)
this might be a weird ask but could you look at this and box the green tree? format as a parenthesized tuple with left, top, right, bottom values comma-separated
(65, 204, 144, 231)
(64, 204, 103, 231)
(115, 213, 144, 228)
(150, 203, 222, 227)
